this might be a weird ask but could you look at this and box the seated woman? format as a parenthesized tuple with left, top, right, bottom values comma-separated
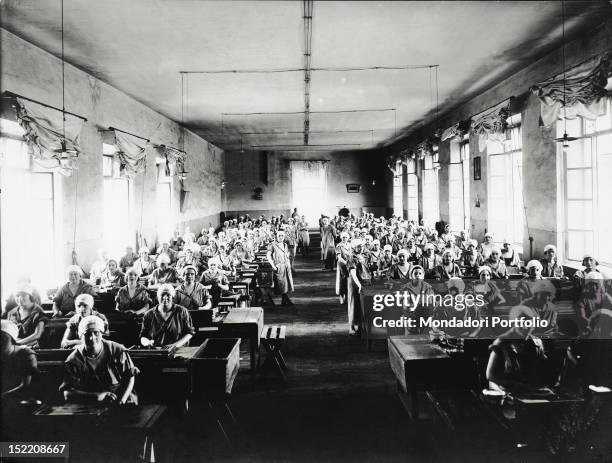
(174, 265, 212, 311)
(133, 246, 156, 277)
(3, 275, 42, 313)
(115, 267, 151, 315)
(484, 247, 509, 279)
(1, 320, 38, 398)
(522, 284, 558, 334)
(419, 243, 442, 278)
(148, 254, 180, 286)
(400, 266, 435, 333)
(434, 249, 463, 280)
(100, 259, 125, 289)
(216, 243, 234, 274)
(405, 238, 422, 265)
(465, 266, 506, 320)
(518, 260, 544, 301)
(52, 265, 97, 318)
(478, 232, 496, 260)
(367, 239, 382, 273)
(576, 273, 612, 333)
(4, 286, 47, 348)
(157, 241, 178, 265)
(389, 249, 412, 281)
(89, 249, 109, 284)
(229, 240, 253, 268)
(200, 258, 230, 307)
(461, 241, 484, 278)
(140, 284, 195, 354)
(176, 247, 201, 276)
(455, 230, 470, 251)
(429, 230, 446, 253)
(486, 305, 553, 394)
(540, 244, 564, 278)
(119, 246, 138, 272)
(573, 254, 604, 293)
(501, 239, 521, 267)
(60, 315, 138, 405)
(61, 294, 109, 349)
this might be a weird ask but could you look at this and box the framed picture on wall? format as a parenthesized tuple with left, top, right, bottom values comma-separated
(346, 183, 361, 193)
(473, 156, 481, 181)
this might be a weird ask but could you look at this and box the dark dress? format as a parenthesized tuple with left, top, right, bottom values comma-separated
(59, 339, 138, 403)
(5, 305, 48, 346)
(53, 281, 96, 316)
(139, 305, 195, 346)
(115, 285, 151, 312)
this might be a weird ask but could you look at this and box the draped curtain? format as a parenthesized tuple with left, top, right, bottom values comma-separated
(14, 97, 84, 175)
(441, 119, 470, 142)
(470, 98, 511, 152)
(102, 130, 148, 179)
(154, 145, 186, 178)
(531, 52, 612, 127)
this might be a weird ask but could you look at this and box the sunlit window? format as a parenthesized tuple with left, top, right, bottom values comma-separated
(449, 140, 468, 232)
(422, 148, 439, 227)
(405, 159, 418, 222)
(560, 97, 612, 265)
(103, 144, 132, 260)
(156, 160, 174, 243)
(392, 160, 403, 218)
(487, 115, 523, 251)
(1, 119, 62, 299)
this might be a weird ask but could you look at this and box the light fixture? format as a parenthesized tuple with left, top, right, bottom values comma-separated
(53, 0, 78, 159)
(553, 0, 580, 147)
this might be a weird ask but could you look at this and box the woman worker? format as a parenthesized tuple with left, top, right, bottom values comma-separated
(200, 259, 230, 307)
(60, 315, 138, 405)
(52, 265, 97, 318)
(4, 286, 47, 347)
(100, 259, 125, 289)
(297, 215, 310, 257)
(115, 267, 151, 315)
(175, 265, 212, 311)
(148, 254, 180, 286)
(61, 294, 109, 349)
(140, 284, 195, 355)
(388, 249, 412, 281)
(540, 244, 565, 278)
(347, 239, 371, 335)
(266, 230, 294, 306)
(133, 246, 156, 277)
(1, 320, 38, 398)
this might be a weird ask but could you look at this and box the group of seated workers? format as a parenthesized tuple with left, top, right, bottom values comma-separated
(0, 213, 309, 404)
(321, 212, 610, 335)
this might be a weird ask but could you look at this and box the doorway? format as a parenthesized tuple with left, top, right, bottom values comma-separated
(290, 161, 328, 226)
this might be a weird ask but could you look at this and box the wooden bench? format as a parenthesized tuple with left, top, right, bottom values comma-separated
(259, 325, 288, 381)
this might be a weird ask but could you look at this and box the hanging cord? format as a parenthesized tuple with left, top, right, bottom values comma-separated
(561, 0, 568, 135)
(511, 125, 532, 258)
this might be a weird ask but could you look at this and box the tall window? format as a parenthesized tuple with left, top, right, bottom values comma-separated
(405, 159, 419, 222)
(561, 97, 612, 266)
(422, 150, 439, 227)
(1, 119, 62, 297)
(392, 160, 403, 217)
(487, 115, 523, 250)
(448, 141, 467, 232)
(103, 144, 131, 259)
(156, 161, 174, 243)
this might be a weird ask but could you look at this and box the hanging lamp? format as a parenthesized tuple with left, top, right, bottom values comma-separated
(553, 0, 580, 147)
(53, 0, 79, 159)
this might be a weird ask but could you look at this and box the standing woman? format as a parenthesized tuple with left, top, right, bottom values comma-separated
(347, 240, 372, 335)
(335, 232, 352, 304)
(320, 217, 337, 271)
(52, 265, 97, 318)
(285, 218, 299, 271)
(298, 215, 310, 257)
(266, 230, 294, 306)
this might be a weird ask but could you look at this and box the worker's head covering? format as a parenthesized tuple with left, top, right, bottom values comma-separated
(351, 239, 364, 248)
(139, 246, 150, 254)
(526, 260, 543, 272)
(156, 254, 171, 266)
(468, 239, 478, 248)
(582, 254, 599, 266)
(543, 244, 557, 254)
(66, 265, 83, 277)
(397, 249, 409, 258)
(478, 266, 492, 276)
(77, 315, 106, 337)
(15, 285, 34, 298)
(182, 264, 198, 275)
(340, 231, 349, 240)
(74, 293, 94, 309)
(1, 319, 19, 342)
(383, 244, 392, 252)
(157, 283, 176, 300)
(447, 277, 465, 293)
(424, 243, 435, 252)
(409, 265, 425, 278)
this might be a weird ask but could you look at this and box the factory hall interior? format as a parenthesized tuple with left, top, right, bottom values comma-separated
(1, 1, 612, 462)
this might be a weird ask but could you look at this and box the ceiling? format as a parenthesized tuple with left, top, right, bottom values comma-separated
(1, 0, 609, 151)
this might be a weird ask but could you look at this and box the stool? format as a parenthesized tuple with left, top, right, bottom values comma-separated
(259, 325, 287, 381)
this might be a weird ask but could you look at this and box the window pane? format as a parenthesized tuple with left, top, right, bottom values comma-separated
(596, 133, 612, 156)
(102, 143, 117, 155)
(566, 169, 592, 199)
(2, 138, 30, 168)
(567, 200, 593, 230)
(565, 139, 592, 168)
(595, 108, 611, 132)
(567, 231, 593, 261)
(0, 119, 25, 137)
(30, 173, 53, 199)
